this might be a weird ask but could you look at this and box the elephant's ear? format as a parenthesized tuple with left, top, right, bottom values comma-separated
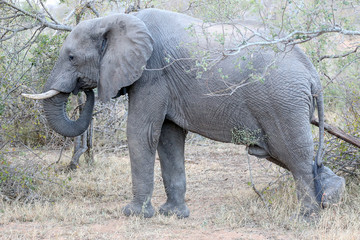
(98, 14, 153, 102)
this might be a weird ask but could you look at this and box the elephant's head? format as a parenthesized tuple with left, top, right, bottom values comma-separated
(23, 14, 153, 137)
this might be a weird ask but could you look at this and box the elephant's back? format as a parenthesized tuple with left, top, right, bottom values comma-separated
(135, 9, 201, 41)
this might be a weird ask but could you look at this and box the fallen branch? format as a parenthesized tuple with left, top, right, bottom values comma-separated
(311, 118, 360, 149)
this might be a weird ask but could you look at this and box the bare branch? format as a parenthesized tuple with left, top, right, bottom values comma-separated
(0, 23, 40, 42)
(322, 56, 360, 90)
(0, 13, 25, 20)
(39, 0, 61, 25)
(1, 0, 39, 21)
(226, 26, 360, 56)
(25, 0, 35, 10)
(278, 0, 288, 37)
(319, 46, 359, 61)
(144, 57, 194, 71)
(64, 9, 76, 23)
(87, 2, 100, 17)
(1, 0, 72, 32)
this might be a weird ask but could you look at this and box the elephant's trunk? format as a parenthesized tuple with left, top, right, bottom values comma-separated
(43, 90, 95, 137)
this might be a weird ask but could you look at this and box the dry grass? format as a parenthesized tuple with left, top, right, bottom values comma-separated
(0, 142, 359, 240)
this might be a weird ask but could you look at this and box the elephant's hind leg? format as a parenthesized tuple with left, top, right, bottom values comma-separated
(267, 118, 319, 216)
(157, 120, 189, 218)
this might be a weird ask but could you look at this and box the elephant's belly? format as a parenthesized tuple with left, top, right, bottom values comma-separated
(167, 98, 260, 144)
(185, 124, 234, 143)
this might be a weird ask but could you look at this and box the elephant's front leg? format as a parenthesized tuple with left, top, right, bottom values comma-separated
(157, 120, 189, 218)
(122, 122, 163, 218)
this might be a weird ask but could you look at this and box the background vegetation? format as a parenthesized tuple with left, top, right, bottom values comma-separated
(0, 0, 360, 238)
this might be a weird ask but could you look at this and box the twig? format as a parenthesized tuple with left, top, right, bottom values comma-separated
(1, 0, 72, 32)
(63, 9, 76, 23)
(87, 2, 100, 17)
(0, 141, 10, 151)
(321, 56, 360, 91)
(0, 13, 25, 20)
(56, 138, 69, 164)
(246, 152, 271, 213)
(261, 171, 290, 193)
(39, 0, 61, 25)
(0, 23, 40, 42)
(319, 46, 359, 61)
(338, 167, 358, 176)
(278, 0, 288, 37)
(16, 140, 44, 161)
(144, 57, 194, 71)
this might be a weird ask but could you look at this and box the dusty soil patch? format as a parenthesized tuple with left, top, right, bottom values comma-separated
(0, 142, 359, 239)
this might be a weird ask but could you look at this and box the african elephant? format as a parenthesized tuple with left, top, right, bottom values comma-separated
(23, 9, 345, 218)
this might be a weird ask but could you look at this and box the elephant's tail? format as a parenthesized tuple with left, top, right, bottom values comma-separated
(313, 90, 325, 207)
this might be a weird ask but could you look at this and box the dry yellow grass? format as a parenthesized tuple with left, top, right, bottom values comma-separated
(0, 142, 359, 240)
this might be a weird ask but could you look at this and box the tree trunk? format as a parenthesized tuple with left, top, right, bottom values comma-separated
(68, 93, 94, 170)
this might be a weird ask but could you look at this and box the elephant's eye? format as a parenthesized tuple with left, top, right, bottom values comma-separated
(101, 38, 107, 53)
(69, 55, 74, 61)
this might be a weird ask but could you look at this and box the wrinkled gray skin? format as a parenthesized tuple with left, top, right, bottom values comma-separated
(42, 9, 345, 218)
(317, 166, 346, 208)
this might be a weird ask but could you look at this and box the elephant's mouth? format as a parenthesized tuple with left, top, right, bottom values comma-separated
(72, 77, 98, 95)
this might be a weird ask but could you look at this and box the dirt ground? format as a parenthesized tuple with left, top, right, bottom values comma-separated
(0, 142, 358, 240)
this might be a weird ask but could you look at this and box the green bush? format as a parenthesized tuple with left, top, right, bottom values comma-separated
(0, 33, 67, 147)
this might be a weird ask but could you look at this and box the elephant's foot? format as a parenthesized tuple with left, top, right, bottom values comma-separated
(317, 166, 345, 208)
(122, 201, 155, 218)
(159, 202, 189, 218)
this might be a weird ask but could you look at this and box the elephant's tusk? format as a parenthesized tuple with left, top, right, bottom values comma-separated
(21, 90, 60, 100)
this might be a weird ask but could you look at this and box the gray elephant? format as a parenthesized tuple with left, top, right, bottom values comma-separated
(23, 9, 345, 218)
